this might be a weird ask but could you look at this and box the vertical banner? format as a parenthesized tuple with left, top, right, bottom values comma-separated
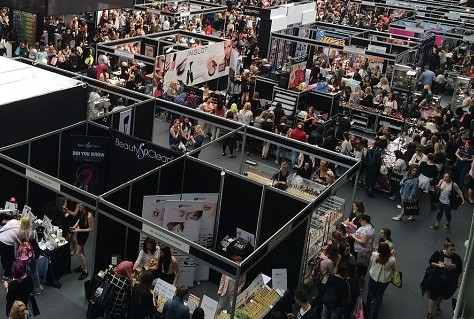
(69, 135, 107, 195)
(181, 193, 218, 281)
(163, 200, 204, 287)
(119, 109, 132, 135)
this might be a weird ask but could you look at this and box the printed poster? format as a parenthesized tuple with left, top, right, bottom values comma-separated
(69, 135, 107, 195)
(181, 193, 218, 281)
(163, 200, 204, 287)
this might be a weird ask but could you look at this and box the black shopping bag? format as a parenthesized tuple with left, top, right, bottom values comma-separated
(403, 201, 419, 216)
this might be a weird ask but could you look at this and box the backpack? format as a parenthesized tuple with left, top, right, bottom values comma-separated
(16, 232, 35, 265)
(90, 278, 115, 313)
(309, 255, 327, 284)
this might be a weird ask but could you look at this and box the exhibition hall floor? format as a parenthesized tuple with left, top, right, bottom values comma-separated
(1, 117, 470, 319)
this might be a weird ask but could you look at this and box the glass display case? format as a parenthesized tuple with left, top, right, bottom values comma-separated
(286, 175, 327, 202)
(230, 273, 284, 319)
(243, 161, 278, 185)
(302, 196, 345, 286)
(391, 64, 419, 93)
(452, 76, 473, 108)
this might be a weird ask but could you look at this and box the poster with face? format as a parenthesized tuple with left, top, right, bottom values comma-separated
(163, 200, 204, 287)
(295, 28, 310, 57)
(160, 42, 231, 93)
(142, 194, 181, 227)
(144, 44, 156, 58)
(181, 193, 218, 281)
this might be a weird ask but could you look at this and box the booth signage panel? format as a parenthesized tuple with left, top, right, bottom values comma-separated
(69, 135, 107, 195)
(114, 49, 134, 60)
(25, 169, 60, 191)
(142, 224, 190, 253)
(343, 46, 366, 55)
(320, 37, 346, 46)
(243, 5, 271, 18)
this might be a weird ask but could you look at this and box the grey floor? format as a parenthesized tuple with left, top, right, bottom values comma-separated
(1, 116, 470, 319)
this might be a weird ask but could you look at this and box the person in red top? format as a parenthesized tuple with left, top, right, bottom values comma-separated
(205, 22, 213, 35)
(289, 122, 307, 169)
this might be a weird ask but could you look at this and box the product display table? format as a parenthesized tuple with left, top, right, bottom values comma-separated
(44, 241, 71, 288)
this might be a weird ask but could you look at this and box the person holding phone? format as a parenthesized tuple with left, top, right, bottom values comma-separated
(286, 289, 317, 319)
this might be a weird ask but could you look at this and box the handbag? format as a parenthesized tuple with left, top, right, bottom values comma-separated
(420, 266, 436, 297)
(352, 296, 365, 319)
(449, 183, 461, 210)
(391, 268, 403, 288)
(403, 201, 419, 216)
(29, 294, 40, 316)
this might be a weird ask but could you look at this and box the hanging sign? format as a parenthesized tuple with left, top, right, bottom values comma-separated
(319, 37, 346, 46)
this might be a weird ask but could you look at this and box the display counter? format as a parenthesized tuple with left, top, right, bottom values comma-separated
(255, 75, 341, 127)
(243, 161, 327, 202)
(341, 102, 405, 134)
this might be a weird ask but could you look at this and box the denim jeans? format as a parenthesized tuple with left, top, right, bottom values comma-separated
(321, 304, 342, 319)
(365, 277, 390, 317)
(27, 258, 41, 290)
(275, 146, 285, 164)
(291, 150, 299, 168)
(436, 201, 452, 223)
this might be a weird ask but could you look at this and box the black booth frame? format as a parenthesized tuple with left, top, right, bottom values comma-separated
(1, 59, 361, 318)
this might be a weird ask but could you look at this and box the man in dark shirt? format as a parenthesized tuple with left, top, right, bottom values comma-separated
(163, 285, 191, 319)
(336, 111, 352, 140)
(287, 289, 317, 319)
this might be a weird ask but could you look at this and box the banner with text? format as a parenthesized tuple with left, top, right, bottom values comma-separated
(69, 135, 107, 195)
(106, 129, 176, 189)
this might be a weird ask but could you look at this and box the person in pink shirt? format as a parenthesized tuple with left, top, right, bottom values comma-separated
(289, 122, 307, 169)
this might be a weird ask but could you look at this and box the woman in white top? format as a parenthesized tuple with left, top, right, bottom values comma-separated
(384, 92, 398, 113)
(340, 132, 353, 156)
(365, 242, 396, 319)
(134, 237, 161, 277)
(430, 171, 465, 229)
(236, 102, 253, 151)
(409, 146, 427, 166)
(348, 213, 375, 279)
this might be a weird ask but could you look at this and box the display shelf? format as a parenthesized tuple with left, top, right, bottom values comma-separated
(243, 161, 278, 186)
(272, 87, 307, 127)
(302, 196, 345, 285)
(88, 97, 111, 120)
(286, 176, 326, 202)
(392, 64, 418, 93)
(234, 274, 285, 319)
(452, 76, 473, 108)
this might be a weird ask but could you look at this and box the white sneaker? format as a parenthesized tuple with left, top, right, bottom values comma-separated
(34, 285, 44, 295)
(392, 216, 402, 221)
(408, 216, 415, 221)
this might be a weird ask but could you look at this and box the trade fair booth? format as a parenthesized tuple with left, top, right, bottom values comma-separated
(0, 56, 86, 147)
(0, 111, 359, 318)
(255, 22, 425, 131)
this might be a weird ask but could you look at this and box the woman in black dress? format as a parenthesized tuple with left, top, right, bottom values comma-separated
(70, 205, 94, 280)
(62, 198, 80, 255)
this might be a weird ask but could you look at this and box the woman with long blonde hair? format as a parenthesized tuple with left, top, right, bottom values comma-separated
(9, 300, 28, 319)
(16, 217, 42, 295)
